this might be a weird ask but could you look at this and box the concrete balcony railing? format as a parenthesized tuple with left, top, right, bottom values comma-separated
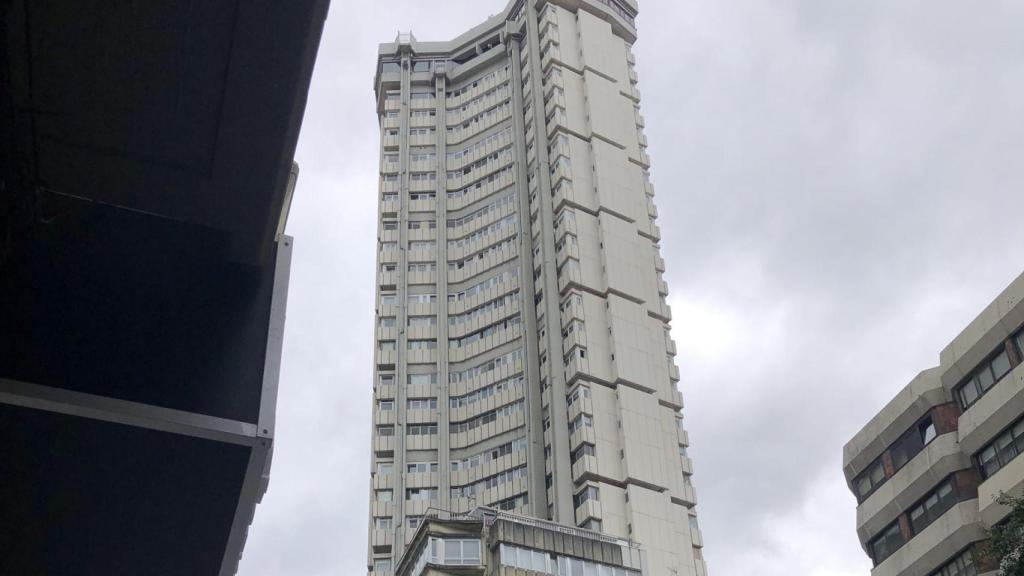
(372, 473, 393, 490)
(572, 454, 599, 483)
(857, 432, 969, 543)
(370, 528, 393, 549)
(678, 483, 698, 507)
(569, 426, 597, 451)
(379, 271, 398, 288)
(872, 500, 985, 576)
(376, 349, 397, 367)
(653, 253, 666, 272)
(690, 526, 703, 548)
(373, 435, 395, 454)
(375, 409, 395, 426)
(370, 500, 393, 518)
(668, 363, 681, 382)
(541, 45, 562, 71)
(680, 455, 694, 476)
(563, 353, 592, 386)
(405, 471, 439, 489)
(566, 396, 592, 425)
(375, 384, 396, 401)
(574, 500, 602, 524)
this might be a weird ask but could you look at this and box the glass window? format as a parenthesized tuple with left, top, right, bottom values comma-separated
(976, 413, 1024, 478)
(377, 463, 393, 475)
(373, 558, 391, 573)
(375, 490, 392, 502)
(959, 348, 1014, 408)
(921, 419, 937, 445)
(381, 62, 400, 74)
(869, 522, 904, 566)
(1016, 331, 1024, 359)
(909, 479, 958, 535)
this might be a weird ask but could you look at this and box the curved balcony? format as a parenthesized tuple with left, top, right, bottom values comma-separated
(856, 433, 970, 542)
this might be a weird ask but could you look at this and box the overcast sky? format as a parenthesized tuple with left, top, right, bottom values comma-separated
(237, 1, 1024, 575)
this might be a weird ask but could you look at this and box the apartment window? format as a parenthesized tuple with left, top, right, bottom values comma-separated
(908, 479, 958, 535)
(976, 414, 1024, 478)
(408, 263, 436, 273)
(406, 487, 438, 501)
(378, 400, 394, 411)
(407, 516, 423, 530)
(407, 398, 438, 410)
(573, 486, 599, 508)
(382, 221, 398, 230)
(410, 241, 435, 251)
(378, 317, 396, 328)
(869, 522, 903, 566)
(373, 559, 392, 573)
(377, 425, 394, 437)
(930, 548, 978, 576)
(408, 373, 438, 386)
(380, 241, 398, 251)
(890, 416, 937, 471)
(379, 374, 395, 386)
(380, 294, 396, 306)
(854, 459, 887, 502)
(378, 340, 396, 352)
(411, 92, 433, 101)
(381, 264, 397, 273)
(377, 462, 393, 475)
(957, 347, 1013, 408)
(407, 462, 438, 474)
(408, 339, 437, 351)
(375, 490, 393, 502)
(443, 539, 481, 565)
(374, 517, 393, 530)
(407, 424, 438, 436)
(408, 316, 437, 327)
(407, 294, 437, 305)
(382, 62, 401, 74)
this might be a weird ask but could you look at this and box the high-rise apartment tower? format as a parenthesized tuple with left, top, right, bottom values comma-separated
(369, 2, 706, 574)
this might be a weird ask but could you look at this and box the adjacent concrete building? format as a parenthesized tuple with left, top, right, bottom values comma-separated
(369, 1, 706, 575)
(844, 271, 1024, 576)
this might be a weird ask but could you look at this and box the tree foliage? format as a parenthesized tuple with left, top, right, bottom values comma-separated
(985, 492, 1024, 575)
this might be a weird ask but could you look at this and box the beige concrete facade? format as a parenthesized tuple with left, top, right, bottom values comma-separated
(844, 271, 1024, 576)
(367, 1, 706, 575)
